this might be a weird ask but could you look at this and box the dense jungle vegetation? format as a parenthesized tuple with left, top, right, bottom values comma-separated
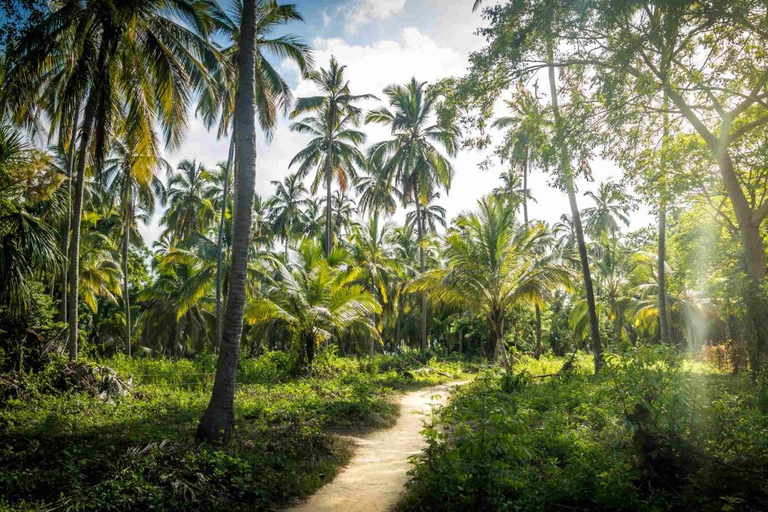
(1, 0, 767, 510)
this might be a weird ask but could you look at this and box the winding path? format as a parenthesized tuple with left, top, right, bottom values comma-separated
(287, 381, 463, 512)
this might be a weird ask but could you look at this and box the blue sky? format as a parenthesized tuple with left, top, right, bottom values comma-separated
(142, 0, 651, 244)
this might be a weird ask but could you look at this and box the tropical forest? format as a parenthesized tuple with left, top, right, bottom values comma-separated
(1, 0, 767, 510)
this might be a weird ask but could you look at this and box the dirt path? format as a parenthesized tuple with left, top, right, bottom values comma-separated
(287, 381, 464, 512)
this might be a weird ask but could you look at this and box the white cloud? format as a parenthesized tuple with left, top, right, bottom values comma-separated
(344, 0, 407, 34)
(139, 21, 653, 247)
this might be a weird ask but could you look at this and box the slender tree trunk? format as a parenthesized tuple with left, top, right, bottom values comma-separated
(60, 99, 81, 323)
(658, 194, 671, 344)
(415, 191, 427, 352)
(548, 42, 603, 372)
(658, 90, 672, 345)
(534, 305, 543, 359)
(197, 0, 258, 445)
(522, 153, 544, 359)
(324, 106, 336, 258)
(522, 151, 529, 223)
(122, 178, 132, 357)
(67, 90, 99, 361)
(216, 135, 236, 349)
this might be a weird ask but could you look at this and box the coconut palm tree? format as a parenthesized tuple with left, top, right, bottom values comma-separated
(350, 217, 400, 352)
(405, 192, 446, 235)
(197, 0, 312, 347)
(491, 86, 546, 222)
(268, 172, 308, 259)
(410, 196, 572, 367)
(0, 126, 61, 313)
(298, 196, 325, 243)
(162, 160, 216, 243)
(3, 0, 224, 360)
(245, 239, 380, 368)
(101, 138, 168, 356)
(355, 158, 400, 221)
(289, 56, 375, 256)
(367, 77, 460, 351)
(199, 0, 309, 445)
(582, 181, 632, 237)
(331, 190, 357, 240)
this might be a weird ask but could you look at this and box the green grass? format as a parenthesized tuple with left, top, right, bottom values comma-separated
(400, 347, 768, 512)
(0, 350, 476, 511)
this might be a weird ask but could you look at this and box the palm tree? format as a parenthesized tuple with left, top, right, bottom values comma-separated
(298, 196, 325, 243)
(162, 160, 216, 243)
(246, 240, 380, 368)
(410, 196, 572, 367)
(355, 158, 400, 221)
(367, 77, 460, 351)
(350, 218, 399, 353)
(197, 0, 312, 348)
(268, 172, 308, 259)
(0, 126, 61, 314)
(582, 181, 632, 237)
(198, 0, 308, 445)
(3, 0, 224, 360)
(289, 56, 374, 257)
(491, 86, 546, 222)
(331, 190, 357, 240)
(405, 192, 446, 234)
(101, 138, 168, 356)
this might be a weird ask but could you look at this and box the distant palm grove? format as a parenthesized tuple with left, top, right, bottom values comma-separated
(1, 0, 768, 511)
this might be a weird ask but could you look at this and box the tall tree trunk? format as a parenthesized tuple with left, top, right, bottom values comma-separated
(715, 150, 768, 375)
(522, 150, 529, 223)
(522, 152, 544, 359)
(658, 91, 672, 345)
(657, 194, 671, 344)
(122, 177, 132, 357)
(215, 135, 236, 349)
(324, 106, 336, 258)
(197, 0, 258, 445)
(60, 99, 81, 323)
(415, 190, 427, 352)
(67, 90, 99, 361)
(548, 42, 603, 373)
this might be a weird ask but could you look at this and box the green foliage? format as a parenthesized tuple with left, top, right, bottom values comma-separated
(0, 351, 472, 511)
(402, 352, 768, 511)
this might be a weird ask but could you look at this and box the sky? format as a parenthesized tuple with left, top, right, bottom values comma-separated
(141, 0, 655, 245)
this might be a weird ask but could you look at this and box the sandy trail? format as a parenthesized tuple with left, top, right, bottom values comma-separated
(287, 381, 463, 512)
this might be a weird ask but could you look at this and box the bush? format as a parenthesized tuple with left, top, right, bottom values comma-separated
(402, 350, 768, 512)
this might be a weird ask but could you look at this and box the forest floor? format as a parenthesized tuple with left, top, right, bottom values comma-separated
(288, 381, 466, 512)
(0, 352, 479, 511)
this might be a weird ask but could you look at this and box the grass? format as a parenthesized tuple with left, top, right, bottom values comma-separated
(0, 350, 478, 511)
(400, 347, 768, 512)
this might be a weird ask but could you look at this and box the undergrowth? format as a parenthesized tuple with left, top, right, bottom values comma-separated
(0, 350, 475, 511)
(400, 347, 768, 511)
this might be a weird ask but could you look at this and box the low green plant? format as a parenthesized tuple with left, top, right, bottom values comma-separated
(401, 351, 768, 511)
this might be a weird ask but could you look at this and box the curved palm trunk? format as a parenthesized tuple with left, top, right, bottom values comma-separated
(215, 135, 236, 349)
(197, 0, 258, 445)
(122, 177, 132, 357)
(548, 42, 603, 373)
(415, 191, 427, 352)
(67, 89, 99, 361)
